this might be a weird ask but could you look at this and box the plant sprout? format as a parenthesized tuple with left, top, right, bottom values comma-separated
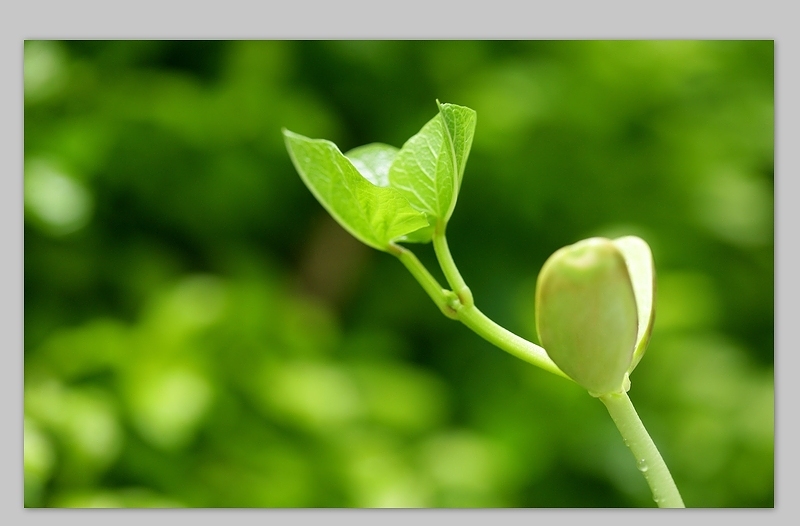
(283, 101, 684, 508)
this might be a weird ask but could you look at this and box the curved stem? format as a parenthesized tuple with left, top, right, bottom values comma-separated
(599, 391, 685, 508)
(432, 225, 473, 307)
(398, 237, 569, 381)
(457, 303, 571, 380)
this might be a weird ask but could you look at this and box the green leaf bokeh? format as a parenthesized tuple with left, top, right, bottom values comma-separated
(24, 40, 773, 508)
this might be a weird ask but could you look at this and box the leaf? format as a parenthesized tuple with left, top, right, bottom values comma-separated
(345, 143, 398, 188)
(535, 238, 638, 395)
(437, 101, 477, 189)
(345, 143, 434, 244)
(395, 223, 436, 244)
(388, 102, 477, 226)
(283, 129, 429, 251)
(612, 236, 656, 373)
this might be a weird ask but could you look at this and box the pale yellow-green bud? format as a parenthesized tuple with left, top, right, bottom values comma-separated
(535, 237, 654, 396)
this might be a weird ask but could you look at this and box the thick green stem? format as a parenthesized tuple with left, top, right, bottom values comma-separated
(599, 391, 685, 508)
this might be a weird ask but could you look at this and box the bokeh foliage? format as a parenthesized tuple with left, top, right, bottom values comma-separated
(23, 40, 773, 508)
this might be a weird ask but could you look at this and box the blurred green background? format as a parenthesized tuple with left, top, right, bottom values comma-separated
(23, 40, 773, 508)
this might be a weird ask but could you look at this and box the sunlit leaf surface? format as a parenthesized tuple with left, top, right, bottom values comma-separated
(284, 130, 428, 251)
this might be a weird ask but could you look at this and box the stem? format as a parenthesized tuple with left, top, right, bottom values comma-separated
(405, 234, 570, 381)
(432, 225, 473, 307)
(457, 304, 571, 380)
(599, 391, 685, 508)
(391, 243, 459, 320)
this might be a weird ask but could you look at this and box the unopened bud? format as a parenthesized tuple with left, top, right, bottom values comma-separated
(535, 237, 641, 395)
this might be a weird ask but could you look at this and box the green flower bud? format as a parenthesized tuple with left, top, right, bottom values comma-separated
(535, 237, 655, 396)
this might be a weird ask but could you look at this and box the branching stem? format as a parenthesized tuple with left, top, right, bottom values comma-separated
(391, 243, 458, 319)
(394, 234, 684, 508)
(394, 237, 568, 379)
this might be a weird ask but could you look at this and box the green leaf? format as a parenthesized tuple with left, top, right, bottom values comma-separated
(612, 236, 656, 373)
(283, 129, 429, 251)
(388, 102, 476, 225)
(437, 101, 477, 189)
(535, 238, 638, 395)
(395, 223, 436, 244)
(345, 143, 435, 244)
(345, 143, 398, 188)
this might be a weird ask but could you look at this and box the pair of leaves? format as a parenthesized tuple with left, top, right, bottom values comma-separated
(535, 236, 655, 396)
(283, 101, 476, 251)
